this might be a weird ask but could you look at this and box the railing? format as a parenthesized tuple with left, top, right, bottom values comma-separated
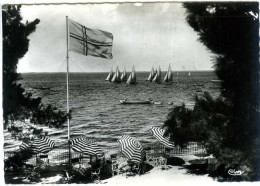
(143, 142, 206, 156)
(4, 142, 206, 167)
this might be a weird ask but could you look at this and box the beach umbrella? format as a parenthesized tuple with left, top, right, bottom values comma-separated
(30, 136, 55, 154)
(149, 127, 175, 148)
(19, 136, 55, 166)
(71, 137, 103, 156)
(118, 135, 145, 164)
(20, 142, 30, 151)
(19, 136, 55, 154)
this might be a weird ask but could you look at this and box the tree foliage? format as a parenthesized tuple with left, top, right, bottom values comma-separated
(2, 5, 68, 128)
(163, 2, 259, 180)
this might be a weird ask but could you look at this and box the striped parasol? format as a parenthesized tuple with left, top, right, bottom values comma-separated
(20, 142, 30, 151)
(149, 127, 175, 148)
(71, 137, 103, 156)
(118, 135, 145, 164)
(19, 136, 55, 154)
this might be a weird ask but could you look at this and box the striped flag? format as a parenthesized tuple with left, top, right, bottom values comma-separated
(118, 135, 145, 164)
(149, 127, 175, 148)
(68, 18, 113, 59)
(71, 137, 103, 156)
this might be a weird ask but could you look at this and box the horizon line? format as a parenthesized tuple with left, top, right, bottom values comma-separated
(19, 70, 215, 74)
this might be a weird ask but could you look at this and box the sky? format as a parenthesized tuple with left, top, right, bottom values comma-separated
(17, 2, 215, 73)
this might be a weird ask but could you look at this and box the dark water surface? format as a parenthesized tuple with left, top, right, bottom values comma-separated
(5, 71, 220, 150)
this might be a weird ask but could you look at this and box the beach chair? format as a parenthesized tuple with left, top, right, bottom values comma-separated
(109, 154, 119, 176)
(61, 170, 72, 183)
(158, 156, 167, 170)
(91, 166, 102, 183)
(39, 154, 49, 164)
(146, 149, 155, 162)
(165, 148, 171, 157)
(126, 161, 141, 178)
(111, 162, 119, 176)
(110, 154, 117, 163)
(90, 155, 104, 183)
(71, 157, 82, 168)
(37, 154, 49, 170)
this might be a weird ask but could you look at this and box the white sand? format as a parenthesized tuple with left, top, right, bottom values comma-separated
(102, 166, 259, 186)
(40, 174, 63, 184)
(103, 166, 214, 186)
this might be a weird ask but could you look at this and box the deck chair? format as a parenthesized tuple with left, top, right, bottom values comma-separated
(110, 154, 117, 163)
(146, 150, 155, 162)
(61, 170, 72, 183)
(71, 157, 82, 168)
(91, 166, 102, 183)
(111, 162, 119, 176)
(165, 148, 171, 157)
(37, 154, 49, 170)
(158, 156, 167, 170)
(126, 161, 141, 178)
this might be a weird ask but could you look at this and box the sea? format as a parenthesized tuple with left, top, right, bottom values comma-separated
(4, 71, 221, 153)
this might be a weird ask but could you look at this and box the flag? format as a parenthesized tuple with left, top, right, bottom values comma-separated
(68, 18, 113, 59)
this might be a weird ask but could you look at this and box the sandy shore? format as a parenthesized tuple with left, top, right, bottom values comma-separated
(103, 166, 258, 186)
(103, 165, 213, 185)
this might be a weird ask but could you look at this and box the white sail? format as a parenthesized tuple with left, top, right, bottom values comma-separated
(188, 72, 191, 76)
(152, 73, 158, 82)
(158, 66, 161, 80)
(126, 74, 132, 84)
(111, 66, 121, 83)
(106, 68, 114, 81)
(146, 66, 155, 81)
(152, 66, 161, 83)
(163, 65, 173, 83)
(120, 68, 127, 82)
(163, 72, 168, 82)
(168, 66, 173, 82)
(126, 66, 136, 84)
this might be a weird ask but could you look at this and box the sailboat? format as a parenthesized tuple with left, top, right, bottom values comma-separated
(126, 65, 137, 84)
(152, 66, 161, 83)
(120, 68, 128, 82)
(105, 68, 114, 81)
(146, 66, 155, 81)
(188, 72, 191, 76)
(111, 66, 121, 83)
(163, 65, 173, 83)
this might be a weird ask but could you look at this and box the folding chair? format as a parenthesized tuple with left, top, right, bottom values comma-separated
(91, 167, 102, 183)
(37, 154, 49, 170)
(39, 154, 49, 164)
(158, 156, 167, 170)
(110, 154, 117, 163)
(61, 170, 72, 183)
(71, 157, 82, 168)
(126, 161, 141, 178)
(111, 162, 119, 176)
(165, 148, 171, 157)
(146, 150, 155, 162)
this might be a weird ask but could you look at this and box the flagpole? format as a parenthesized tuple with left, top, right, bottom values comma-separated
(66, 16, 71, 171)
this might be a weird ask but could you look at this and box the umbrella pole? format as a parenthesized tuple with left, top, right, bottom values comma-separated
(66, 16, 71, 173)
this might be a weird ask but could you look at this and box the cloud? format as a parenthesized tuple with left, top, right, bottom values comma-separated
(18, 3, 213, 72)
